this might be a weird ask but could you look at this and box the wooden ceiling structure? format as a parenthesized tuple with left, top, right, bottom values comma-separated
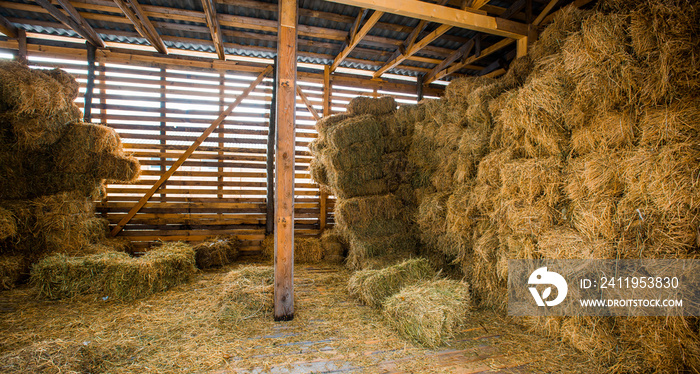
(0, 0, 593, 88)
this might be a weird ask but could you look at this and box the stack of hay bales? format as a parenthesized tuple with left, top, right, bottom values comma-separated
(309, 0, 699, 370)
(411, 2, 700, 372)
(310, 97, 418, 269)
(0, 61, 140, 289)
(193, 236, 241, 269)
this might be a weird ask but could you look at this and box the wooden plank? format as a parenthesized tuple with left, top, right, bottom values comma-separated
(296, 85, 321, 121)
(266, 56, 277, 235)
(427, 37, 513, 84)
(55, 0, 105, 48)
(200, 0, 226, 60)
(0, 13, 18, 38)
(274, 0, 296, 321)
(423, 37, 474, 84)
(16, 29, 27, 64)
(83, 42, 96, 121)
(373, 23, 451, 79)
(109, 65, 272, 236)
(533, 0, 558, 27)
(330, 10, 384, 72)
(34, 0, 105, 47)
(322, 65, 331, 117)
(324, 0, 528, 39)
(112, 0, 168, 54)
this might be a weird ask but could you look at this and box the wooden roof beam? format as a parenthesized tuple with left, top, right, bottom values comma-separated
(200, 0, 225, 60)
(330, 9, 383, 72)
(34, 0, 105, 47)
(324, 0, 528, 39)
(113, 0, 168, 54)
(533, 0, 558, 26)
(423, 37, 474, 83)
(0, 14, 18, 38)
(425, 37, 513, 84)
(373, 23, 451, 79)
(55, 0, 105, 47)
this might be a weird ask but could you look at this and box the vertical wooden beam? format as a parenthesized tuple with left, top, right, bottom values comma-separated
(83, 42, 96, 122)
(16, 29, 27, 65)
(218, 72, 225, 201)
(416, 74, 424, 102)
(159, 67, 167, 202)
(99, 62, 106, 124)
(110, 66, 272, 236)
(516, 36, 528, 58)
(266, 56, 278, 236)
(319, 65, 331, 232)
(274, 0, 297, 321)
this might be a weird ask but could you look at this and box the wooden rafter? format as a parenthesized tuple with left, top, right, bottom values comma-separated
(110, 65, 272, 237)
(533, 0, 558, 26)
(113, 0, 168, 54)
(0, 14, 18, 38)
(500, 0, 527, 20)
(373, 23, 451, 78)
(425, 37, 513, 84)
(55, 0, 105, 47)
(468, 0, 489, 9)
(423, 37, 474, 84)
(34, 0, 105, 47)
(296, 86, 321, 121)
(324, 0, 528, 39)
(200, 0, 225, 60)
(330, 10, 384, 72)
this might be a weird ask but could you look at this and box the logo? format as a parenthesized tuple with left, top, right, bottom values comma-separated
(528, 267, 568, 307)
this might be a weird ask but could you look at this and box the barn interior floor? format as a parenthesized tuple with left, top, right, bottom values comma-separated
(0, 262, 594, 373)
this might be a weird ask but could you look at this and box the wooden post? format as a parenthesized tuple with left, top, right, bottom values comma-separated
(266, 56, 278, 235)
(159, 67, 167, 202)
(83, 43, 96, 122)
(319, 65, 331, 232)
(99, 62, 106, 125)
(218, 72, 225, 202)
(416, 74, 424, 102)
(16, 29, 27, 65)
(274, 0, 297, 321)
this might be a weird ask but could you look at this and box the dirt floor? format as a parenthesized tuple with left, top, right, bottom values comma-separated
(0, 261, 598, 373)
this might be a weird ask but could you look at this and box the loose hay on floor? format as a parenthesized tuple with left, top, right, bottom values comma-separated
(30, 242, 196, 300)
(383, 279, 471, 348)
(217, 265, 273, 323)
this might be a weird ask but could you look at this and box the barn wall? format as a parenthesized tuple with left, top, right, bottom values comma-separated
(0, 42, 436, 252)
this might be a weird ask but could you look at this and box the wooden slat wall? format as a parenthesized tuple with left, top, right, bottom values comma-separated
(1, 45, 428, 253)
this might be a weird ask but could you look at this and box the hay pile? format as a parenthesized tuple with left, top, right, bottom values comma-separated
(30, 242, 196, 300)
(310, 1, 700, 370)
(309, 97, 418, 269)
(410, 2, 699, 371)
(383, 279, 470, 348)
(347, 257, 435, 308)
(261, 233, 345, 264)
(0, 61, 141, 289)
(217, 265, 274, 323)
(194, 236, 241, 269)
(347, 258, 472, 347)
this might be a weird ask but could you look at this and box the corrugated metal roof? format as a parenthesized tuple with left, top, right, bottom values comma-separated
(0, 0, 580, 80)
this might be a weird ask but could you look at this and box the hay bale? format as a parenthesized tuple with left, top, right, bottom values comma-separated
(315, 113, 353, 133)
(335, 194, 411, 237)
(0, 255, 25, 290)
(261, 236, 324, 264)
(630, 0, 700, 104)
(30, 241, 196, 300)
(194, 236, 241, 269)
(528, 5, 589, 62)
(497, 70, 572, 158)
(0, 62, 82, 149)
(639, 101, 700, 147)
(0, 206, 17, 240)
(537, 227, 615, 259)
(562, 13, 640, 112)
(383, 279, 470, 348)
(347, 258, 435, 308)
(569, 110, 638, 155)
(217, 265, 273, 323)
(320, 229, 346, 264)
(345, 234, 419, 270)
(326, 114, 386, 149)
(346, 96, 396, 116)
